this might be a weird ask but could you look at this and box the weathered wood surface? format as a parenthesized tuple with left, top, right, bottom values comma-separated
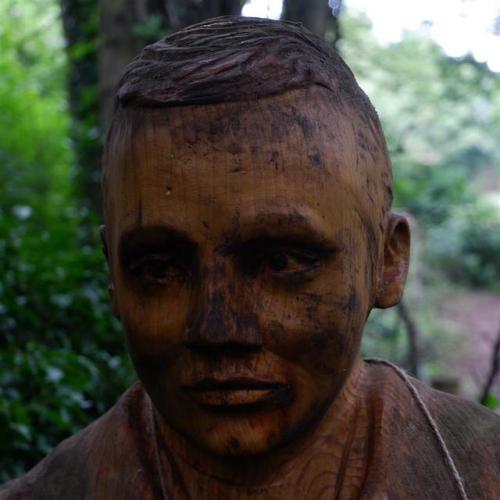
(3, 18, 499, 499)
(100, 86, 410, 463)
(2, 361, 498, 499)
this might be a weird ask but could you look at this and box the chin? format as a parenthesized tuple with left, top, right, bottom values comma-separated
(206, 434, 276, 457)
(193, 418, 288, 457)
(184, 398, 326, 458)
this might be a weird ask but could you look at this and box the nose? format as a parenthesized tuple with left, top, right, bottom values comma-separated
(186, 260, 262, 352)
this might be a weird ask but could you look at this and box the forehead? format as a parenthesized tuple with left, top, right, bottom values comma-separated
(104, 87, 388, 243)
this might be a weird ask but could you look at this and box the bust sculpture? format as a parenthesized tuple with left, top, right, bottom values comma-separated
(2, 17, 498, 500)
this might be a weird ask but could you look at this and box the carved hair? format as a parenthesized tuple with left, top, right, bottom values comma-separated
(105, 16, 392, 217)
(116, 16, 371, 111)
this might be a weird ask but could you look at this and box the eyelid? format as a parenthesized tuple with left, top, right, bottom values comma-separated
(266, 253, 325, 286)
(127, 252, 174, 273)
(125, 252, 194, 290)
(119, 227, 197, 269)
(235, 238, 336, 280)
(267, 249, 327, 271)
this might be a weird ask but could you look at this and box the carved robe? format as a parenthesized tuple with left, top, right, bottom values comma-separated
(2, 360, 498, 499)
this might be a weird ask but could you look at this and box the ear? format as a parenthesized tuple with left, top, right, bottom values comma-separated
(100, 224, 120, 319)
(374, 214, 410, 309)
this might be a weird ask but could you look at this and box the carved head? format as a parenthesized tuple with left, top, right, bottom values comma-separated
(101, 17, 410, 457)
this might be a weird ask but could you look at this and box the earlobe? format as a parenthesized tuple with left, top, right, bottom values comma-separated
(374, 214, 410, 309)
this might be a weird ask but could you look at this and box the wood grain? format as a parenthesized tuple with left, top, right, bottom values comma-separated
(2, 361, 498, 499)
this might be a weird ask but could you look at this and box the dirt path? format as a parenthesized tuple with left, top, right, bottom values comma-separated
(439, 293, 500, 401)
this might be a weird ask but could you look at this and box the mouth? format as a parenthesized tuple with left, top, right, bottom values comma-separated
(182, 377, 292, 413)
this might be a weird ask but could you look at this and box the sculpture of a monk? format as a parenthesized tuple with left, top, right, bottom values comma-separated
(2, 17, 498, 500)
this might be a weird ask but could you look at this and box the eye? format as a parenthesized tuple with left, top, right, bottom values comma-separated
(127, 253, 188, 287)
(264, 249, 321, 276)
(268, 252, 289, 272)
(237, 240, 332, 285)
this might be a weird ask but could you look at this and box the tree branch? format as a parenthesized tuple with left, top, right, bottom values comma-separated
(164, 0, 181, 31)
(479, 325, 500, 405)
(396, 300, 422, 378)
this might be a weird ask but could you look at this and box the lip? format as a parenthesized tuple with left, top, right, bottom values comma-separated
(183, 377, 292, 412)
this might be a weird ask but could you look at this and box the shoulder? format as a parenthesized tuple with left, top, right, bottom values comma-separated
(0, 383, 152, 500)
(363, 358, 500, 442)
(363, 359, 500, 498)
(412, 373, 500, 489)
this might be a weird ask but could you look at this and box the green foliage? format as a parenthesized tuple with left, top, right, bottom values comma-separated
(0, 341, 132, 481)
(60, 0, 101, 211)
(362, 308, 403, 360)
(482, 393, 500, 411)
(343, 12, 500, 402)
(1, 1, 499, 483)
(339, 13, 500, 291)
(0, 208, 134, 481)
(427, 203, 500, 289)
(133, 14, 168, 42)
(394, 163, 472, 225)
(0, 0, 134, 481)
(0, 0, 71, 215)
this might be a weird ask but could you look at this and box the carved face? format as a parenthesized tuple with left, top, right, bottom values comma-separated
(104, 87, 408, 456)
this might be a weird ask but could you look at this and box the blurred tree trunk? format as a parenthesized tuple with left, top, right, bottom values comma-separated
(99, 0, 244, 123)
(479, 327, 500, 405)
(60, 0, 101, 213)
(172, 0, 243, 28)
(98, 0, 150, 125)
(282, 0, 332, 39)
(397, 300, 422, 379)
(61, 0, 244, 214)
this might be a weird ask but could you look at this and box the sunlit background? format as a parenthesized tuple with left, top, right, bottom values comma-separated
(244, 0, 500, 71)
(1, 0, 499, 481)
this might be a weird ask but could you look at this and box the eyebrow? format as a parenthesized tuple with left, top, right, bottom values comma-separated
(227, 209, 337, 250)
(118, 208, 338, 260)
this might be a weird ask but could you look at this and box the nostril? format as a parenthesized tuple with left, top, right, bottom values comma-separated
(186, 300, 263, 350)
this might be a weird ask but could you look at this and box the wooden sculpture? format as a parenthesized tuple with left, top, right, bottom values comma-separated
(2, 17, 498, 500)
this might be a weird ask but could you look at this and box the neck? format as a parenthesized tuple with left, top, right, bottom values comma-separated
(153, 359, 370, 496)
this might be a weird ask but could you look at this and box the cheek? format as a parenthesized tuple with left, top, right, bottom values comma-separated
(257, 272, 369, 374)
(264, 295, 359, 363)
(115, 277, 193, 356)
